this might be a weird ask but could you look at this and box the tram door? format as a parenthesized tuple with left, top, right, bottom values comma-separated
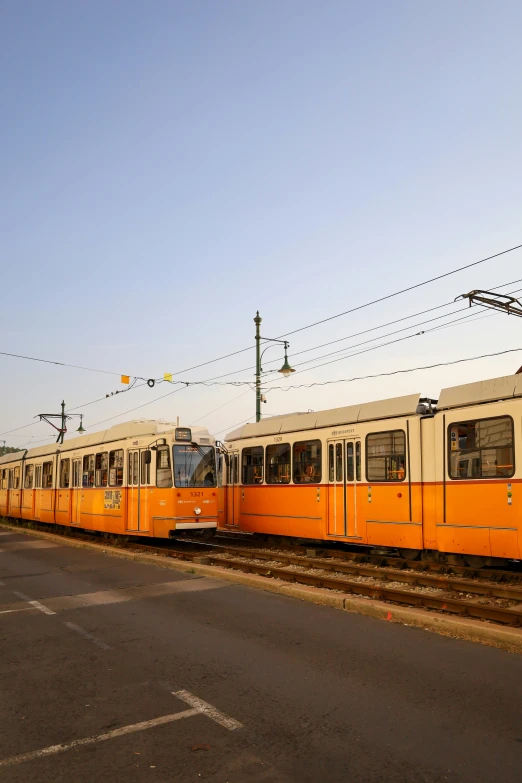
(71, 460, 82, 525)
(225, 451, 240, 527)
(7, 469, 18, 516)
(126, 450, 140, 532)
(34, 465, 42, 520)
(327, 439, 361, 538)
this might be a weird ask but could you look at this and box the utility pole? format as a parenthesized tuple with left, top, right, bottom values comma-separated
(36, 401, 85, 444)
(254, 312, 262, 424)
(254, 311, 295, 423)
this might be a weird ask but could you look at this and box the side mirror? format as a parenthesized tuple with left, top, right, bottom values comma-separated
(143, 451, 152, 465)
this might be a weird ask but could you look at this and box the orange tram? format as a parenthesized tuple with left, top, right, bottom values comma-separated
(218, 373, 522, 566)
(0, 421, 218, 537)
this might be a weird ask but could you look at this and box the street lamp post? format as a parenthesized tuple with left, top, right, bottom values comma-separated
(254, 311, 295, 423)
(36, 401, 86, 444)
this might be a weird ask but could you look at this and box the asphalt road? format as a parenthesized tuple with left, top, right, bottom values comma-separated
(1, 529, 522, 782)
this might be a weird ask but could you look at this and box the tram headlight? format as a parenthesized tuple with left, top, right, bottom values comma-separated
(194, 507, 202, 515)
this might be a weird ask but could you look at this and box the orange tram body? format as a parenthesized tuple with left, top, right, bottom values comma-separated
(218, 374, 522, 565)
(0, 421, 219, 538)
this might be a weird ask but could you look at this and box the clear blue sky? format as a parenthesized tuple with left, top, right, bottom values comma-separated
(2, 0, 522, 446)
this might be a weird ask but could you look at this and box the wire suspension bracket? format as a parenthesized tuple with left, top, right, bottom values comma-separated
(457, 290, 522, 318)
(36, 401, 85, 445)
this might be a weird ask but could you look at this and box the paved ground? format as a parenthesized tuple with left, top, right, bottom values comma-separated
(1, 529, 522, 782)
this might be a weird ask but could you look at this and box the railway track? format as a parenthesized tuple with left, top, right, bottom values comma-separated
(4, 518, 522, 627)
(124, 538, 522, 627)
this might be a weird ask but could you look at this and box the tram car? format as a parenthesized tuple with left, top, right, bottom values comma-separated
(0, 420, 218, 537)
(218, 373, 522, 566)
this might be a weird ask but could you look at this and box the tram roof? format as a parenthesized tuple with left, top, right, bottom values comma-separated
(437, 373, 522, 410)
(0, 420, 212, 465)
(225, 393, 422, 440)
(225, 373, 522, 442)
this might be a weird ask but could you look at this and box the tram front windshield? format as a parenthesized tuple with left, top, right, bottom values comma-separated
(173, 445, 216, 488)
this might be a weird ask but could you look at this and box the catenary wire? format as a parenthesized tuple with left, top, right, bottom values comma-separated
(121, 242, 522, 381)
(274, 243, 522, 340)
(0, 350, 141, 378)
(1, 246, 521, 388)
(260, 310, 497, 384)
(3, 256, 522, 438)
(260, 345, 522, 391)
(196, 277, 522, 383)
(258, 286, 522, 382)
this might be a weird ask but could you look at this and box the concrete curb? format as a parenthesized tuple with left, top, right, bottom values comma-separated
(3, 520, 522, 653)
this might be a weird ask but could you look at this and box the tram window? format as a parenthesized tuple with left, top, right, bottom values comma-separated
(24, 464, 34, 490)
(109, 450, 124, 487)
(141, 451, 151, 485)
(335, 443, 343, 482)
(228, 453, 239, 485)
(242, 446, 264, 484)
(83, 454, 95, 487)
(366, 431, 406, 482)
(35, 465, 42, 489)
(355, 441, 361, 481)
(266, 443, 291, 484)
(60, 459, 70, 488)
(174, 445, 216, 488)
(448, 416, 514, 479)
(42, 461, 53, 488)
(11, 467, 20, 489)
(293, 440, 322, 484)
(128, 453, 134, 485)
(328, 444, 334, 482)
(127, 452, 139, 485)
(156, 446, 173, 488)
(346, 443, 354, 481)
(95, 452, 108, 487)
(217, 454, 223, 487)
(1, 468, 7, 490)
(72, 461, 81, 488)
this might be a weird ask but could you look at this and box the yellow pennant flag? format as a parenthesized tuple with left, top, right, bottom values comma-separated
(164, 373, 173, 383)
(121, 375, 130, 384)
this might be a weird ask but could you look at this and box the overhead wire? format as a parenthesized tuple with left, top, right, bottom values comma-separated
(259, 345, 522, 391)
(162, 241, 522, 380)
(0, 350, 140, 378)
(274, 243, 522, 340)
(21, 286, 516, 434)
(1, 245, 521, 389)
(260, 309, 499, 385)
(163, 305, 501, 388)
(258, 285, 522, 383)
(195, 277, 522, 384)
(2, 246, 522, 439)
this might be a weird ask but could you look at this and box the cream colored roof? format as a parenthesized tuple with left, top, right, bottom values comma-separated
(225, 393, 421, 441)
(438, 374, 522, 410)
(0, 420, 211, 466)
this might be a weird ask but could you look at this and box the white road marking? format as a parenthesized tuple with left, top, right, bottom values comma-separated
(172, 689, 243, 731)
(64, 621, 112, 651)
(11, 591, 56, 616)
(0, 607, 33, 615)
(0, 709, 198, 768)
(0, 531, 16, 536)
